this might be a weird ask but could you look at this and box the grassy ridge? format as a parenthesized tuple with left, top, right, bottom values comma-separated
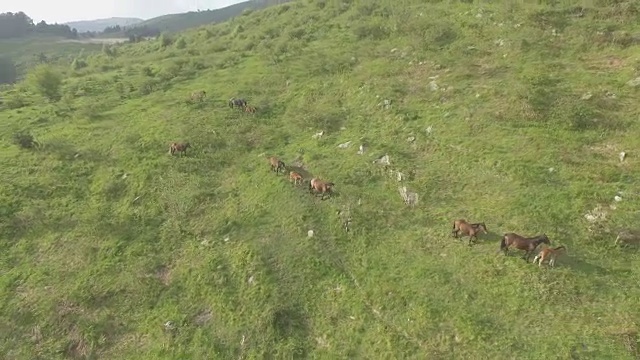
(2, 0, 640, 358)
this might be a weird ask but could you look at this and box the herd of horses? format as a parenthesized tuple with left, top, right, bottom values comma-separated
(176, 93, 568, 268)
(450, 220, 566, 266)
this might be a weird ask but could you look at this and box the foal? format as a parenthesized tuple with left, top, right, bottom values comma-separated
(499, 233, 550, 261)
(244, 105, 257, 114)
(269, 156, 286, 174)
(169, 142, 191, 156)
(289, 171, 303, 185)
(452, 219, 488, 246)
(309, 178, 335, 200)
(533, 246, 567, 268)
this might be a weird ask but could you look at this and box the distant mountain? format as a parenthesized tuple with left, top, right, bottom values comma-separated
(130, 0, 291, 34)
(65, 17, 144, 33)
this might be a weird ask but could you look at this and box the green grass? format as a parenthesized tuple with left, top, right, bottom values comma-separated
(2, 0, 640, 358)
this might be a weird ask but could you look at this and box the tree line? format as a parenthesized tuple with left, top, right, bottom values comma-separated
(0, 12, 78, 39)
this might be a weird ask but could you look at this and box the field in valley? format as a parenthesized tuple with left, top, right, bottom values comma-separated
(1, 1, 640, 359)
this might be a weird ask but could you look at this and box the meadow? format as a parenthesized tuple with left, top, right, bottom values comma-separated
(1, 0, 640, 358)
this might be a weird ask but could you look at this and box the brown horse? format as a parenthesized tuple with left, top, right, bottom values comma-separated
(452, 219, 488, 246)
(309, 178, 335, 200)
(499, 233, 550, 261)
(289, 171, 303, 185)
(269, 156, 286, 174)
(533, 245, 567, 268)
(244, 105, 257, 114)
(169, 142, 191, 156)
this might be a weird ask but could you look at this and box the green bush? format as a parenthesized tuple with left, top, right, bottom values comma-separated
(27, 65, 63, 102)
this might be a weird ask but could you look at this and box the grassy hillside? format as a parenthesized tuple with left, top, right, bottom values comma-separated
(65, 18, 144, 33)
(2, 0, 640, 358)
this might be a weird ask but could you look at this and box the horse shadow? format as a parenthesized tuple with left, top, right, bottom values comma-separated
(450, 230, 500, 246)
(480, 230, 503, 244)
(286, 165, 314, 180)
(555, 256, 609, 275)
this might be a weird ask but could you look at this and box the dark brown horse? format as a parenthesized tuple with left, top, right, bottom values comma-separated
(269, 156, 286, 174)
(229, 97, 247, 109)
(452, 219, 488, 246)
(309, 178, 335, 200)
(500, 233, 550, 261)
(169, 142, 191, 156)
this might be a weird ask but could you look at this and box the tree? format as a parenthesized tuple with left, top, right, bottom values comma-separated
(0, 57, 17, 84)
(27, 65, 63, 101)
(0, 12, 34, 38)
(0, 12, 76, 39)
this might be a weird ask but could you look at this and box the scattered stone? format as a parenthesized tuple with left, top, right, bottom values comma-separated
(164, 321, 175, 331)
(224, 236, 230, 242)
(407, 136, 416, 143)
(248, 275, 255, 284)
(194, 310, 213, 325)
(373, 154, 390, 166)
(426, 126, 433, 134)
(398, 186, 418, 207)
(495, 39, 505, 46)
(581, 92, 593, 100)
(428, 81, 439, 91)
(357, 144, 365, 155)
(626, 77, 640, 87)
(548, 167, 555, 173)
(312, 130, 324, 139)
(338, 141, 352, 149)
(619, 151, 627, 162)
(584, 205, 607, 223)
(308, 230, 314, 238)
(396, 171, 404, 182)
(614, 195, 622, 202)
(615, 229, 640, 246)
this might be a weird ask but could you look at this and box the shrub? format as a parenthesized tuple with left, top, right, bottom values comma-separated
(71, 58, 88, 70)
(175, 37, 187, 49)
(27, 65, 63, 102)
(12, 131, 39, 149)
(159, 33, 173, 47)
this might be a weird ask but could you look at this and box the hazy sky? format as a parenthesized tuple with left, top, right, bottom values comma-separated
(0, 0, 246, 23)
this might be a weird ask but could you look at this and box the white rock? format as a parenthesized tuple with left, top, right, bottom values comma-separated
(308, 230, 314, 238)
(338, 141, 352, 149)
(619, 151, 626, 162)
